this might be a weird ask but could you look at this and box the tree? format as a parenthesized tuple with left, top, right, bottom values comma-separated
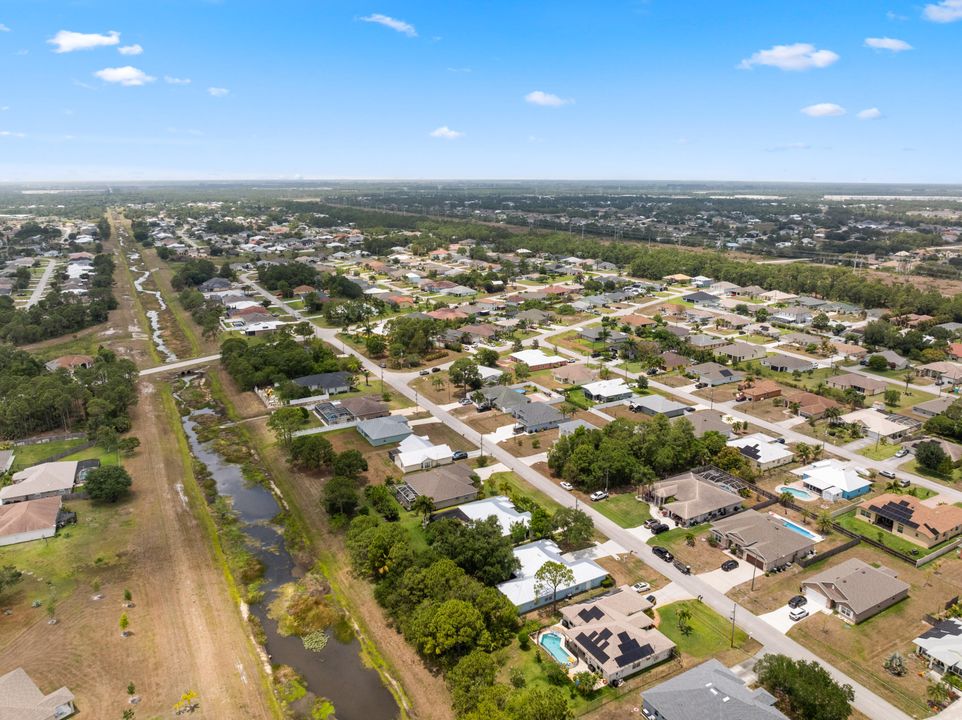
(416, 598, 485, 660)
(916, 440, 952, 475)
(551, 507, 594, 551)
(928, 681, 950, 708)
(816, 511, 833, 534)
(84, 466, 133, 503)
(427, 517, 520, 585)
(267, 406, 308, 449)
(119, 612, 129, 637)
(533, 561, 575, 609)
(755, 654, 853, 720)
(447, 650, 499, 714)
(475, 348, 500, 367)
(333, 449, 368, 479)
(505, 686, 573, 720)
(323, 475, 360, 516)
(95, 425, 119, 453)
(867, 354, 889, 372)
(884, 651, 907, 676)
(365, 335, 386, 357)
(884, 388, 901, 407)
(676, 605, 693, 636)
(412, 494, 435, 523)
(117, 436, 140, 457)
(571, 671, 598, 698)
(0, 566, 22, 599)
(449, 358, 483, 392)
(289, 434, 335, 471)
(514, 362, 531, 382)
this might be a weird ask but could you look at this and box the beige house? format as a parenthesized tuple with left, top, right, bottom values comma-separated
(0, 667, 75, 720)
(710, 509, 815, 571)
(826, 373, 887, 396)
(646, 471, 743, 527)
(800, 558, 909, 624)
(857, 494, 962, 549)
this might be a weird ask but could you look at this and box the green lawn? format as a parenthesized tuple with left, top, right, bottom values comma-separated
(738, 334, 774, 345)
(858, 442, 902, 461)
(11, 438, 87, 471)
(646, 523, 710, 548)
(658, 600, 749, 658)
(593, 493, 651, 528)
(64, 444, 121, 468)
(900, 458, 961, 484)
(397, 509, 430, 553)
(836, 510, 953, 557)
(564, 389, 594, 410)
(487, 471, 567, 514)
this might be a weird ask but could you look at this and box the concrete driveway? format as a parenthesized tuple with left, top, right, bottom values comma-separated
(697, 555, 757, 593)
(650, 581, 695, 607)
(760, 602, 827, 634)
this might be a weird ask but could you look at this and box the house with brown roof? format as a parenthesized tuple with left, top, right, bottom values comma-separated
(427, 307, 469, 322)
(621, 314, 657, 329)
(43, 355, 94, 373)
(711, 509, 815, 571)
(783, 390, 841, 420)
(659, 351, 691, 371)
(396, 463, 478, 510)
(719, 342, 768, 363)
(740, 379, 782, 403)
(0, 667, 75, 720)
(552, 363, 597, 386)
(0, 496, 62, 546)
(857, 494, 962, 548)
(800, 558, 909, 624)
(831, 341, 868, 360)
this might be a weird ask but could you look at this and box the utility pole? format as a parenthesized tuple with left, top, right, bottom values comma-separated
(730, 603, 737, 648)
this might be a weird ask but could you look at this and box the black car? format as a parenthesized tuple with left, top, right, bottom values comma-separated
(645, 594, 657, 606)
(721, 559, 739, 572)
(431, 367, 441, 373)
(788, 595, 807, 609)
(673, 559, 692, 575)
(651, 523, 670, 535)
(652, 546, 674, 563)
(452, 450, 469, 461)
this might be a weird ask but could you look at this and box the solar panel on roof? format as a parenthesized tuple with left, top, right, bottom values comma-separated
(578, 606, 605, 622)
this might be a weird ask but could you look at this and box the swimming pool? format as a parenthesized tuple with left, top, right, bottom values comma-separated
(769, 512, 824, 542)
(776, 485, 816, 502)
(540, 632, 576, 666)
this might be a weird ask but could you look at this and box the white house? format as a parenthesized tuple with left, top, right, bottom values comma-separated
(394, 434, 454, 473)
(509, 348, 567, 370)
(791, 459, 872, 501)
(727, 433, 794, 471)
(497, 539, 608, 613)
(581, 378, 633, 403)
(451, 495, 531, 535)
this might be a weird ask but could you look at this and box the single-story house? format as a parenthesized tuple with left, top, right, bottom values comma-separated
(510, 348, 567, 371)
(582, 379, 634, 403)
(559, 590, 675, 683)
(800, 558, 909, 624)
(292, 371, 354, 395)
(912, 396, 955, 418)
(0, 667, 76, 720)
(558, 419, 597, 437)
(0, 496, 62, 547)
(552, 363, 597, 386)
(477, 365, 504, 385)
(621, 314, 657, 329)
(688, 334, 727, 351)
(475, 385, 529, 414)
(780, 332, 823, 349)
(711, 509, 815, 571)
(856, 493, 962, 549)
(44, 354, 94, 373)
(740, 379, 782, 403)
(918, 361, 962, 384)
(915, 618, 962, 678)
(659, 351, 691, 371)
(641, 658, 788, 720)
(771, 306, 813, 325)
(791, 459, 871, 501)
(783, 390, 842, 420)
(580, 326, 629, 347)
(357, 415, 413, 446)
(831, 341, 868, 361)
(689, 362, 744, 387)
(629, 394, 691, 418)
(515, 402, 565, 433)
(338, 396, 389, 421)
(826, 373, 887, 396)
(446, 495, 530, 535)
(840, 408, 920, 441)
(0, 462, 79, 505)
(868, 350, 909, 370)
(727, 433, 794, 471)
(719, 342, 767, 363)
(497, 539, 608, 613)
(646, 471, 743, 527)
(393, 434, 454, 473)
(677, 409, 734, 439)
(761, 353, 817, 373)
(396, 463, 478, 510)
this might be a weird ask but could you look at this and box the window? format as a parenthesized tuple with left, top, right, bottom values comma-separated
(897, 524, 904, 533)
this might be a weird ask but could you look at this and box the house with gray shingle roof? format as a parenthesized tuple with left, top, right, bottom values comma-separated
(800, 558, 909, 624)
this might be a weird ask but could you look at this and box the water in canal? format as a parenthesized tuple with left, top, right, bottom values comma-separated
(178, 400, 399, 719)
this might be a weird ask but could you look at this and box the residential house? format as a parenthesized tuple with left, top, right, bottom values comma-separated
(691, 276, 713, 288)
(475, 385, 529, 414)
(783, 390, 841, 420)
(621, 314, 657, 330)
(396, 463, 478, 509)
(515, 402, 565, 433)
(791, 459, 871, 501)
(356, 416, 413, 447)
(460, 323, 499, 344)
(580, 326, 629, 348)
(0, 496, 62, 547)
(44, 355, 94, 373)
(800, 558, 909, 624)
(558, 588, 675, 683)
(869, 350, 909, 370)
(710, 509, 815, 571)
(689, 362, 744, 386)
(641, 658, 788, 720)
(918, 361, 962, 384)
(740, 379, 782, 403)
(688, 334, 727, 351)
(582, 379, 634, 403)
(292, 371, 354, 395)
(659, 351, 691, 371)
(337, 396, 389, 421)
(552, 363, 597, 386)
(840, 408, 919, 441)
(629, 395, 691, 418)
(677, 409, 735, 439)
(427, 307, 468, 322)
(558, 419, 597, 437)
(832, 341, 868, 361)
(915, 618, 962, 678)
(856, 493, 962, 549)
(683, 291, 721, 308)
(0, 667, 76, 720)
(780, 332, 823, 349)
(727, 433, 794, 471)
(646, 470, 743, 527)
(0, 462, 79, 505)
(912, 396, 956, 418)
(826, 373, 887, 396)
(510, 348, 568, 371)
(445, 495, 530, 535)
(477, 365, 504, 385)
(761, 353, 817, 373)
(393, 434, 454, 473)
(771, 306, 813, 325)
(497, 539, 608, 613)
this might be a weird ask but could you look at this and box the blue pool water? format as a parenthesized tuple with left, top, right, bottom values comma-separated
(780, 518, 819, 540)
(776, 485, 815, 501)
(540, 632, 575, 666)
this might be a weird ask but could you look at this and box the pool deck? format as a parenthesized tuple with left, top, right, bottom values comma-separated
(767, 511, 825, 543)
(537, 628, 585, 674)
(775, 481, 817, 502)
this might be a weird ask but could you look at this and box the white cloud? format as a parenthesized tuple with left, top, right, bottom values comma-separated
(857, 107, 882, 120)
(48, 30, 120, 53)
(207, 87, 229, 97)
(801, 102, 846, 117)
(924, 0, 962, 22)
(738, 43, 839, 71)
(164, 76, 191, 85)
(524, 90, 573, 107)
(0, 23, 10, 32)
(93, 66, 155, 86)
(429, 126, 463, 139)
(0, 130, 25, 138)
(118, 44, 143, 56)
(360, 14, 417, 37)
(864, 37, 912, 52)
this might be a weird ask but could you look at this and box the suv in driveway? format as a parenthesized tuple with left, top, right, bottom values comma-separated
(789, 608, 810, 621)
(788, 595, 807, 609)
(652, 547, 674, 563)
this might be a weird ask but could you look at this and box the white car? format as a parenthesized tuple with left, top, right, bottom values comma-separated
(789, 608, 809, 622)
(559, 481, 574, 491)
(632, 581, 651, 593)
(589, 490, 609, 502)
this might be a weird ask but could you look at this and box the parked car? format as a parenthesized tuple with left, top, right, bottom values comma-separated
(452, 451, 469, 461)
(431, 366, 441, 373)
(788, 595, 807, 609)
(673, 560, 691, 575)
(879, 470, 897, 480)
(419, 369, 430, 376)
(566, 358, 577, 364)
(695, 382, 708, 389)
(789, 608, 810, 622)
(895, 448, 909, 458)
(721, 559, 739, 572)
(652, 547, 674, 563)
(560, 481, 574, 491)
(589, 490, 609, 502)
(651, 523, 670, 535)
(631, 581, 651, 593)
(379, 362, 387, 368)
(643, 518, 661, 529)
(647, 367, 661, 376)
(646, 594, 657, 606)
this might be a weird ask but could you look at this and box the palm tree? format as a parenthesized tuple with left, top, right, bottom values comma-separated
(778, 491, 795, 507)
(927, 682, 950, 708)
(824, 406, 842, 425)
(815, 511, 833, 534)
(795, 442, 814, 465)
(412, 495, 435, 524)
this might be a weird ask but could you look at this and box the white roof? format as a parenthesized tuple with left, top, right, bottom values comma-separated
(477, 365, 504, 381)
(497, 539, 608, 608)
(510, 349, 566, 366)
(225, 299, 262, 311)
(792, 459, 871, 494)
(582, 378, 632, 398)
(915, 618, 962, 670)
(396, 434, 453, 467)
(727, 433, 794, 465)
(841, 408, 908, 437)
(455, 496, 531, 535)
(1, 462, 77, 503)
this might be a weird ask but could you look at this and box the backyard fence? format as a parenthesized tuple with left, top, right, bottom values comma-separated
(799, 538, 860, 568)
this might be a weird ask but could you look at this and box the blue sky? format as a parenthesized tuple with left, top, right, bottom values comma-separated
(0, 0, 960, 182)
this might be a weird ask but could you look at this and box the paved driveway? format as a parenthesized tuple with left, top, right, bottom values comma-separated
(650, 581, 695, 607)
(760, 603, 828, 634)
(697, 555, 757, 593)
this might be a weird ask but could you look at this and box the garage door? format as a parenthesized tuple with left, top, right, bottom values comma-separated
(746, 553, 764, 569)
(804, 587, 830, 610)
